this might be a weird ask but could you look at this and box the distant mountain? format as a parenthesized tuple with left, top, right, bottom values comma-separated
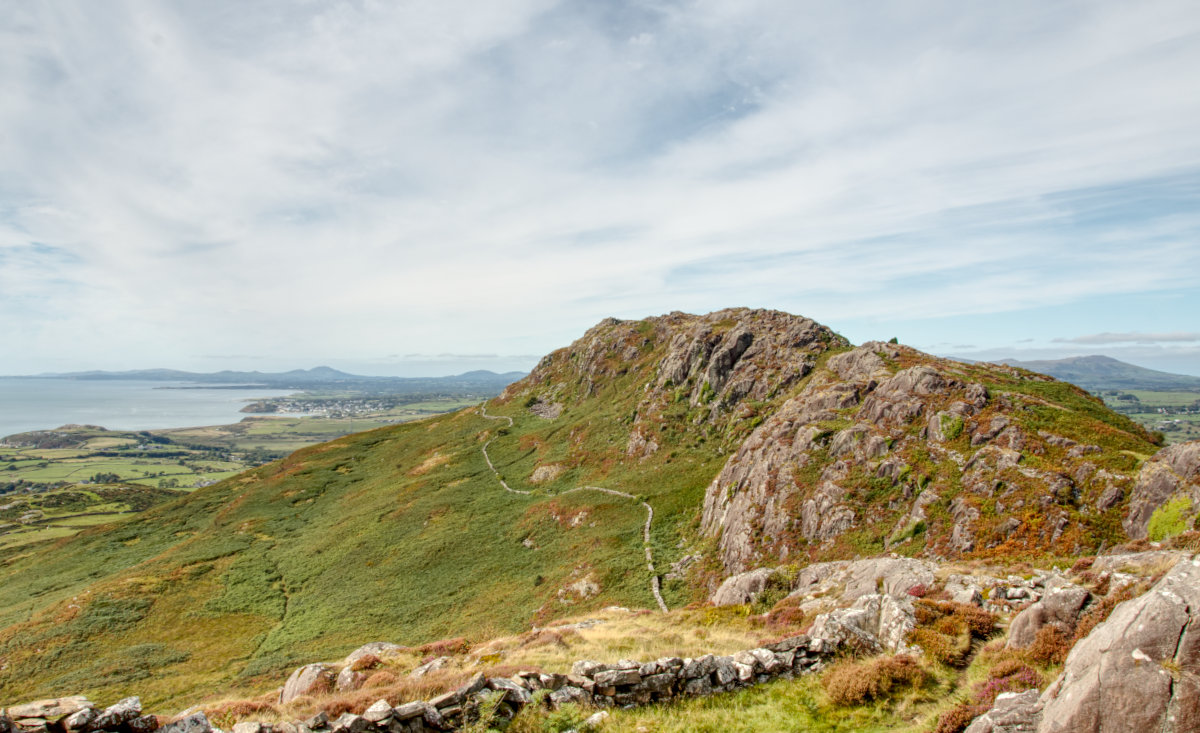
(1002, 355, 1200, 391)
(21, 366, 527, 394)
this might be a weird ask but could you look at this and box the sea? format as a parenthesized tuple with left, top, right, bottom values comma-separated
(0, 378, 298, 439)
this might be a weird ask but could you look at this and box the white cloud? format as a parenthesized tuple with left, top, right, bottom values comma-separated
(1, 1, 1199, 373)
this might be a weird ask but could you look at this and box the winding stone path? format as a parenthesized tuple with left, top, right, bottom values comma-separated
(478, 406, 669, 613)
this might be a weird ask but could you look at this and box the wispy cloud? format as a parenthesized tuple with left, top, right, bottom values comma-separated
(2, 2, 1199, 373)
(1054, 332, 1200, 345)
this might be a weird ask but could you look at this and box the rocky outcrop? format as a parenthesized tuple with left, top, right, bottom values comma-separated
(1124, 440, 1200, 539)
(788, 558, 935, 603)
(1037, 554, 1200, 732)
(699, 339, 1020, 573)
(808, 594, 917, 654)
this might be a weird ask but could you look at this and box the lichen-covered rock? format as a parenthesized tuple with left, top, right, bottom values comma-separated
(1037, 554, 1200, 732)
(1124, 441, 1200, 539)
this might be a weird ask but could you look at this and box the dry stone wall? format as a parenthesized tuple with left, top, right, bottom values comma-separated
(2, 636, 836, 733)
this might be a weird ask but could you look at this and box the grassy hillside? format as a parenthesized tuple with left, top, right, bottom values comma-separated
(0, 310, 1162, 710)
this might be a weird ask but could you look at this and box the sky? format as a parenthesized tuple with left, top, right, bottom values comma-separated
(2, 1, 1199, 378)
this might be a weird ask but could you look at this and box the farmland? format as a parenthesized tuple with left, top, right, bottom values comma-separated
(1098, 389, 1200, 444)
(0, 397, 478, 550)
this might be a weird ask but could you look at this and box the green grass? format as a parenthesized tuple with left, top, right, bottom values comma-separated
(1148, 495, 1194, 541)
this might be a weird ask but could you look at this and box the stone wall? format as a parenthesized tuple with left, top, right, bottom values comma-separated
(1, 635, 835, 733)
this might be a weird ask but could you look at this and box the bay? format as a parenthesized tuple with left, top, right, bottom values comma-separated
(0, 378, 297, 438)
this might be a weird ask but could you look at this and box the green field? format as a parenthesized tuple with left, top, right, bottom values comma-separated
(1098, 389, 1200, 444)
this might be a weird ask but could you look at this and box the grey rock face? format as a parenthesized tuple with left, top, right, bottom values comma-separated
(1124, 441, 1200, 539)
(1037, 555, 1200, 732)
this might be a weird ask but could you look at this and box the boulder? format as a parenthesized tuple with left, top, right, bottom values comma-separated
(335, 665, 365, 692)
(964, 689, 1042, 733)
(342, 642, 404, 667)
(1006, 585, 1091, 649)
(280, 664, 336, 704)
(809, 593, 917, 654)
(360, 700, 392, 724)
(711, 567, 779, 606)
(1124, 441, 1200, 539)
(409, 656, 449, 677)
(1037, 555, 1200, 732)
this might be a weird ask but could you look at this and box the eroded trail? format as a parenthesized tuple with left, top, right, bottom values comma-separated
(478, 406, 668, 613)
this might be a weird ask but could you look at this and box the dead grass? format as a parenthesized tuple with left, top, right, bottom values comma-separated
(822, 654, 927, 706)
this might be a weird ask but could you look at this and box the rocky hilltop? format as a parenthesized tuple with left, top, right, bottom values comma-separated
(2, 308, 1198, 730)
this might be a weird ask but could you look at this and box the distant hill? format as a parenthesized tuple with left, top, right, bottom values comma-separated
(20, 367, 527, 394)
(1001, 355, 1200, 391)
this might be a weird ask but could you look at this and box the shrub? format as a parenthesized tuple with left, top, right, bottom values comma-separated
(418, 636, 469, 657)
(822, 655, 927, 706)
(350, 653, 382, 672)
(1148, 495, 1194, 541)
(910, 626, 972, 666)
(1025, 624, 1072, 665)
(204, 700, 278, 728)
(935, 703, 988, 733)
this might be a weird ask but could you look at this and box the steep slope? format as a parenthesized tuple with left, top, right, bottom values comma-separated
(0, 309, 1163, 709)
